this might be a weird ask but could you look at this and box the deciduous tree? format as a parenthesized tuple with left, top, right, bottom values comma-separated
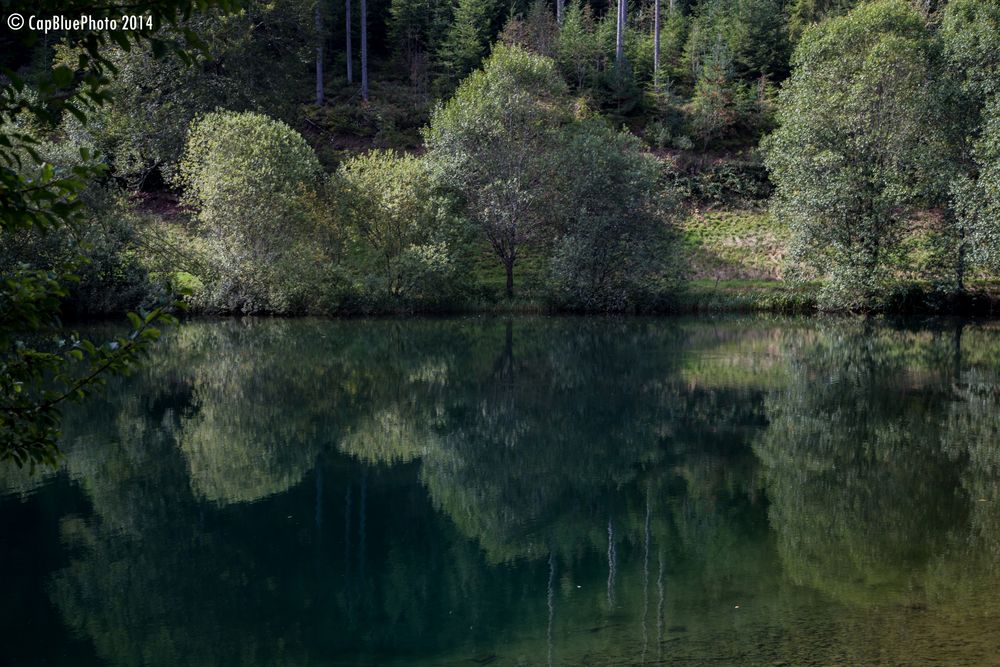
(762, 0, 947, 310)
(940, 0, 1000, 287)
(177, 112, 328, 313)
(334, 150, 467, 305)
(425, 45, 569, 298)
(546, 121, 677, 311)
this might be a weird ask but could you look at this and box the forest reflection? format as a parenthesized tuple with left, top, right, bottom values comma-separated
(5, 317, 1000, 666)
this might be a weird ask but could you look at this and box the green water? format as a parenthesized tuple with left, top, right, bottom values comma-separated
(4, 316, 1000, 666)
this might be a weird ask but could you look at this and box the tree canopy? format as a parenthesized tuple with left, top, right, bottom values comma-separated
(763, 0, 947, 310)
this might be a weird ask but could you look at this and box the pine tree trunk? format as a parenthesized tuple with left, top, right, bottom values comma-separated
(345, 0, 353, 83)
(361, 0, 369, 100)
(615, 0, 625, 66)
(955, 214, 966, 293)
(653, 0, 660, 83)
(957, 242, 966, 292)
(315, 1, 324, 105)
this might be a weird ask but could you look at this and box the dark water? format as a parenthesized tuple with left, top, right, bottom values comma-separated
(4, 316, 1000, 666)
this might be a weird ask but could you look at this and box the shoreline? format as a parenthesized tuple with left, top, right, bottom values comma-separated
(63, 281, 1000, 323)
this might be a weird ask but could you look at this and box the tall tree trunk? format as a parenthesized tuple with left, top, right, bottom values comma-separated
(653, 0, 660, 84)
(361, 0, 369, 100)
(505, 260, 514, 298)
(315, 1, 324, 105)
(556, 0, 564, 25)
(954, 210, 966, 293)
(669, 0, 675, 15)
(615, 0, 625, 66)
(957, 240, 966, 292)
(345, 0, 353, 83)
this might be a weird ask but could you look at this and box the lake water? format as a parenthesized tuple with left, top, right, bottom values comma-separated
(4, 316, 1000, 666)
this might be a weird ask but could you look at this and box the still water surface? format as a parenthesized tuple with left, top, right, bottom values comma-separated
(4, 316, 1000, 666)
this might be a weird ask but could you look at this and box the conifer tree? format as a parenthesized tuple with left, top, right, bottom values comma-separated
(440, 0, 498, 81)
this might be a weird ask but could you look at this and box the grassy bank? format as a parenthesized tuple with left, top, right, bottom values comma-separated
(678, 209, 789, 281)
(673, 209, 1000, 316)
(671, 209, 816, 313)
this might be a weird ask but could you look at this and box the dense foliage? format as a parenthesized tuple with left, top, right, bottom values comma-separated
(333, 149, 470, 308)
(178, 111, 330, 312)
(546, 121, 678, 310)
(763, 0, 947, 310)
(941, 0, 1000, 280)
(77, 0, 316, 187)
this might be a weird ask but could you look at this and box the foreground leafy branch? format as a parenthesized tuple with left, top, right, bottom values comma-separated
(1, 0, 236, 465)
(0, 288, 186, 467)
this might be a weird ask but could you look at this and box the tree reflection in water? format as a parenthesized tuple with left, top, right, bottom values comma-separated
(4, 318, 1000, 665)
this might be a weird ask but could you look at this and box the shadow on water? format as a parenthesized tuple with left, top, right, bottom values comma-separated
(4, 316, 1000, 665)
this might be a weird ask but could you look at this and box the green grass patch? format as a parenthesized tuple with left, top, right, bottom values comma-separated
(676, 279, 818, 313)
(679, 209, 790, 281)
(467, 240, 550, 301)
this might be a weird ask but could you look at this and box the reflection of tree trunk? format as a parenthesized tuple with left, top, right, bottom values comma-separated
(954, 323, 964, 383)
(607, 516, 617, 608)
(315, 465, 324, 579)
(486, 319, 518, 433)
(657, 548, 664, 660)
(491, 319, 515, 381)
(315, 464, 323, 531)
(504, 319, 513, 369)
(642, 494, 651, 661)
(344, 483, 353, 616)
(548, 549, 556, 667)
(358, 469, 367, 592)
